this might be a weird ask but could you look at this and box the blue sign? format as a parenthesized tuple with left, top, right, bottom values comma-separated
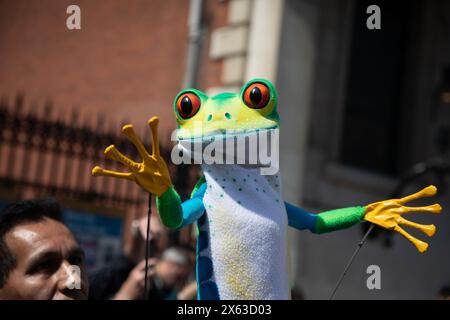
(63, 209, 123, 271)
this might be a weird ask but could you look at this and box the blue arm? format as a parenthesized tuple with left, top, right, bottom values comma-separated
(285, 201, 366, 234)
(180, 182, 207, 227)
(285, 201, 317, 232)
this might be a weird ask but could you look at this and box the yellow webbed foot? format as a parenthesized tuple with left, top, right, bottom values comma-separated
(92, 116, 172, 197)
(364, 185, 442, 253)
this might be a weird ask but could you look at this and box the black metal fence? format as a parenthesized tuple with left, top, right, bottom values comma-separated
(0, 94, 197, 224)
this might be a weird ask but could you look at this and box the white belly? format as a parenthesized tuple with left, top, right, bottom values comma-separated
(201, 164, 289, 300)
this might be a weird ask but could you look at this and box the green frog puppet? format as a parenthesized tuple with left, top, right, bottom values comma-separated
(92, 78, 442, 300)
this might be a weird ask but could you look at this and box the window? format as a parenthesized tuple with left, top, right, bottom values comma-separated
(339, 0, 412, 176)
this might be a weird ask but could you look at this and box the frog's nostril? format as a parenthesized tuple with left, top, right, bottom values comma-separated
(207, 114, 213, 121)
(224, 112, 232, 120)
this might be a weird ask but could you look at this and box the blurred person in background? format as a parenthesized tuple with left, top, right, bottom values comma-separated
(125, 213, 171, 263)
(88, 214, 172, 300)
(113, 246, 194, 300)
(175, 244, 197, 300)
(0, 199, 89, 300)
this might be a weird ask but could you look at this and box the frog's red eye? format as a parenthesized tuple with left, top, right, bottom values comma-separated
(176, 92, 201, 119)
(243, 82, 270, 109)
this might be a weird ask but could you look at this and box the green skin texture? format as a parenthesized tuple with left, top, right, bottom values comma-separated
(156, 78, 366, 233)
(315, 206, 366, 234)
(155, 187, 184, 229)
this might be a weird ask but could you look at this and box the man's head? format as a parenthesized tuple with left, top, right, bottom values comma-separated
(0, 198, 88, 300)
(155, 247, 192, 289)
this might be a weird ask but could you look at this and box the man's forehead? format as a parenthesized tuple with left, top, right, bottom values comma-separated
(10, 218, 72, 238)
(5, 218, 76, 260)
(10, 228, 40, 244)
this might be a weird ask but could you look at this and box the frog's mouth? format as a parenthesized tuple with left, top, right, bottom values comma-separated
(176, 125, 278, 142)
(173, 126, 279, 174)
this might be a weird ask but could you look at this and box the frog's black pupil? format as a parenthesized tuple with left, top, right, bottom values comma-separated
(250, 87, 262, 105)
(181, 96, 192, 115)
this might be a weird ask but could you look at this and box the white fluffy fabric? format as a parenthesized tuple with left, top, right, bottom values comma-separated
(201, 163, 289, 300)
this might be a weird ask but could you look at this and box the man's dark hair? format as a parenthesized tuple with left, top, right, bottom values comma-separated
(0, 198, 63, 288)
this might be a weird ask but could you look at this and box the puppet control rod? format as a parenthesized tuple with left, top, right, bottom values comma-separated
(144, 193, 152, 300)
(329, 224, 375, 300)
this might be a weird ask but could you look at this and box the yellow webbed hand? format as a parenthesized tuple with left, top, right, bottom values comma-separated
(364, 185, 442, 253)
(92, 116, 172, 197)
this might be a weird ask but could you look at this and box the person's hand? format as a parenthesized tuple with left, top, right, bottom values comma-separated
(92, 117, 172, 197)
(136, 214, 150, 239)
(177, 281, 197, 300)
(364, 185, 442, 253)
(112, 258, 158, 300)
(123, 217, 147, 263)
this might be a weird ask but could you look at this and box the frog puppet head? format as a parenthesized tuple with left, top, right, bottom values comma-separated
(171, 78, 281, 175)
